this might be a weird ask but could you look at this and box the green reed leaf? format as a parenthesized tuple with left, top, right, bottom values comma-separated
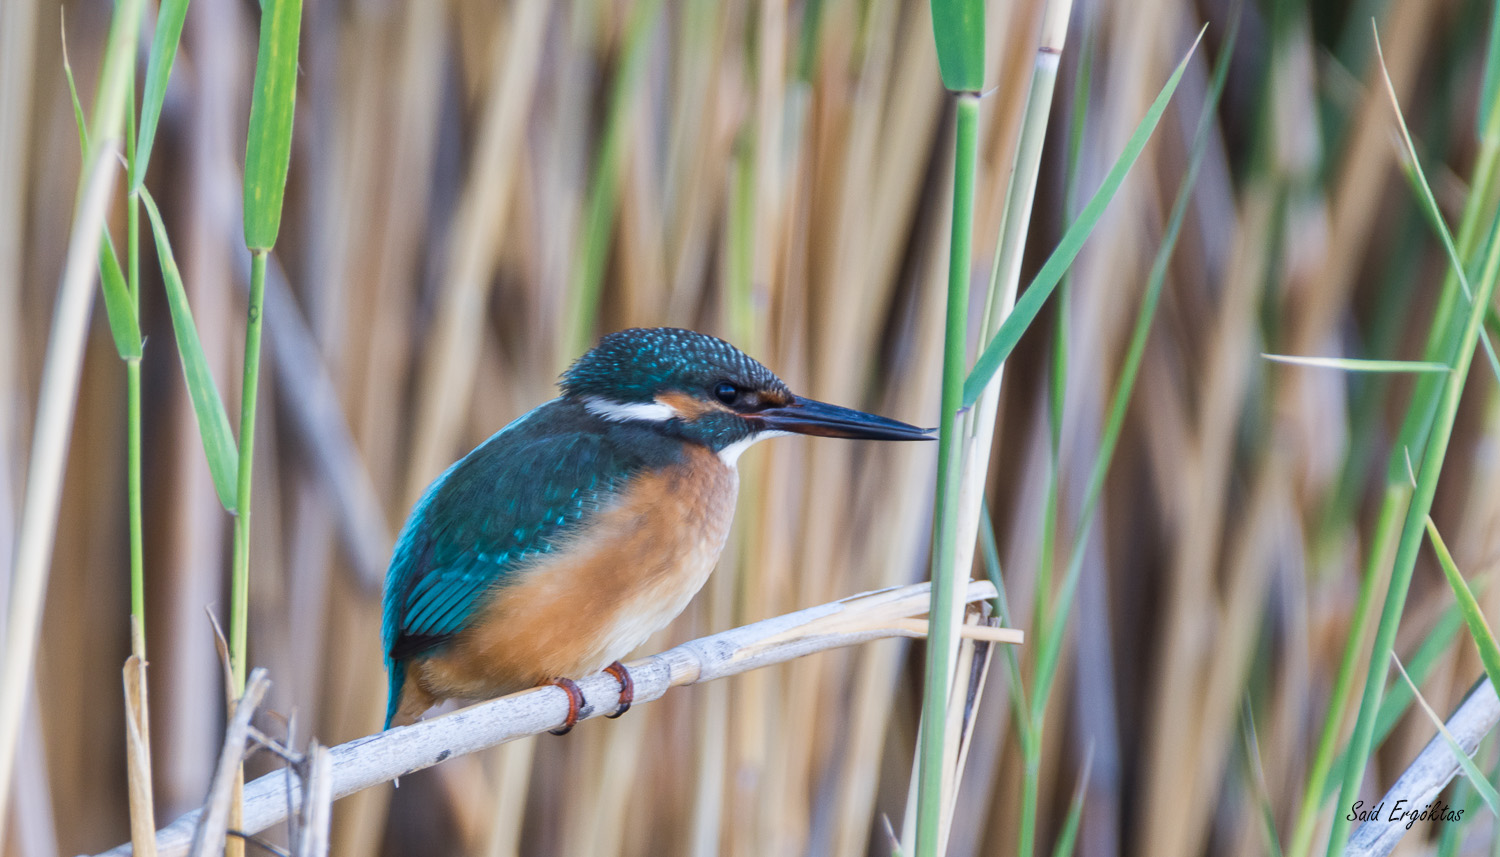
(134, 0, 191, 190)
(1426, 519, 1500, 698)
(929, 0, 985, 92)
(963, 28, 1204, 409)
(140, 188, 239, 510)
(97, 233, 142, 359)
(242, 0, 303, 250)
(64, 27, 141, 359)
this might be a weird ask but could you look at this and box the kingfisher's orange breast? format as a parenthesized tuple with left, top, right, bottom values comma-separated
(408, 443, 739, 705)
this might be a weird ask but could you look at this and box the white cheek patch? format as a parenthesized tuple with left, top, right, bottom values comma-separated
(717, 430, 791, 468)
(585, 395, 788, 467)
(583, 396, 677, 423)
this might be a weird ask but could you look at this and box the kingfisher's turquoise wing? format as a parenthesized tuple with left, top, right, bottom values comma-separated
(383, 404, 635, 659)
(380, 400, 685, 727)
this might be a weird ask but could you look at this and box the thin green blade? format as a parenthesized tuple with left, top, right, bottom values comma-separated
(140, 189, 239, 510)
(85, 0, 146, 161)
(1049, 746, 1092, 857)
(97, 233, 142, 359)
(1480, 0, 1500, 140)
(929, 0, 985, 92)
(1426, 518, 1500, 696)
(979, 502, 1031, 737)
(1262, 355, 1451, 373)
(1320, 591, 1471, 804)
(962, 28, 1204, 409)
(242, 0, 304, 251)
(134, 0, 191, 190)
(1242, 706, 1287, 857)
(1392, 656, 1500, 816)
(1376, 27, 1500, 386)
(1031, 16, 1227, 709)
(61, 26, 89, 156)
(64, 28, 141, 360)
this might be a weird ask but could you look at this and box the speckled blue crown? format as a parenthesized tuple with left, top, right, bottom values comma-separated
(560, 327, 789, 403)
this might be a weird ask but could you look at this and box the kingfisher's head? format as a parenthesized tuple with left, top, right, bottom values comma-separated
(560, 328, 931, 464)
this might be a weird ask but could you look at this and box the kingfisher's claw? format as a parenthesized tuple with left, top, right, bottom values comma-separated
(604, 661, 634, 718)
(548, 677, 584, 735)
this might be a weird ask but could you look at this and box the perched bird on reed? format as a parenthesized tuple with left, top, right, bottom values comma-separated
(382, 327, 931, 731)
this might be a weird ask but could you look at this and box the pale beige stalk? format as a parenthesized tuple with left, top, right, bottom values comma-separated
(0, 147, 119, 847)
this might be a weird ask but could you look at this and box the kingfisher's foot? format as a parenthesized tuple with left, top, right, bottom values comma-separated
(604, 661, 634, 719)
(547, 677, 584, 735)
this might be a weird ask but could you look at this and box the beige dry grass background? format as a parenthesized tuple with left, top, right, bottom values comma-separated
(3, 0, 1500, 856)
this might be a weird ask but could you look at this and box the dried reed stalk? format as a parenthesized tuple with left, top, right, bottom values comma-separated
(0, 145, 122, 844)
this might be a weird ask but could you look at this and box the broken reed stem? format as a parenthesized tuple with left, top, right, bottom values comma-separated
(123, 634, 158, 857)
(95, 580, 1004, 857)
(296, 743, 334, 857)
(188, 669, 271, 857)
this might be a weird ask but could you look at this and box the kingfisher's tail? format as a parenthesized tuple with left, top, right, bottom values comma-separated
(384, 658, 405, 730)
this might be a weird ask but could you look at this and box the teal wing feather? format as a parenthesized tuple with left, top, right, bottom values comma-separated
(381, 400, 654, 726)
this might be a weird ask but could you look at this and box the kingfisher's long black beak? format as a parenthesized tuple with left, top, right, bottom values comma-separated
(756, 396, 934, 441)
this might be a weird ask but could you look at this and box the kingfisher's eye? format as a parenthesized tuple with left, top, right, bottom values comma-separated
(714, 382, 740, 406)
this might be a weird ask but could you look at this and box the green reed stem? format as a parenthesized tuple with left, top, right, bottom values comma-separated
(127, 358, 143, 623)
(916, 91, 979, 857)
(233, 0, 301, 696)
(121, 48, 158, 857)
(125, 69, 145, 647)
(1287, 482, 1403, 857)
(230, 251, 268, 691)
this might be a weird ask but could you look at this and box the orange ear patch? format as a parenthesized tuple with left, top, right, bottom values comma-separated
(656, 390, 734, 420)
(656, 388, 792, 417)
(756, 388, 793, 408)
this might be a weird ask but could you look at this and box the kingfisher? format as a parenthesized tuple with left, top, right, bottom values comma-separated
(382, 327, 931, 731)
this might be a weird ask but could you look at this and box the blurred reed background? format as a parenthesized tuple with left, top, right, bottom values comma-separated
(4, 0, 1500, 856)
